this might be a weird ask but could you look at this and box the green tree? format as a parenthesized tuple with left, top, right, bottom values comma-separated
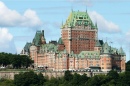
(14, 71, 45, 86)
(107, 70, 119, 80)
(0, 78, 14, 86)
(71, 73, 81, 86)
(37, 72, 46, 86)
(126, 60, 130, 71)
(45, 77, 59, 86)
(87, 75, 106, 86)
(64, 70, 73, 81)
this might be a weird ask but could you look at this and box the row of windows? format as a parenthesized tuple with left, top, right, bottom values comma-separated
(102, 63, 111, 65)
(89, 61, 99, 63)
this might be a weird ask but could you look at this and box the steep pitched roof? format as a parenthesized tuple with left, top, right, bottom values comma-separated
(58, 37, 63, 44)
(69, 51, 75, 57)
(61, 11, 97, 29)
(102, 42, 111, 54)
(95, 40, 103, 47)
(110, 47, 118, 54)
(63, 49, 67, 54)
(33, 30, 45, 46)
(42, 43, 58, 52)
(78, 51, 100, 59)
(24, 42, 32, 53)
(118, 47, 126, 55)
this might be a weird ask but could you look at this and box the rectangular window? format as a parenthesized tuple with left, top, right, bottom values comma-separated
(79, 17, 83, 19)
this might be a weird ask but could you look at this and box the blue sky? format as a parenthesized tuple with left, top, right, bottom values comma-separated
(0, 0, 130, 61)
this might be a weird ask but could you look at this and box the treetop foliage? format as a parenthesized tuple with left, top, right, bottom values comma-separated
(0, 52, 34, 69)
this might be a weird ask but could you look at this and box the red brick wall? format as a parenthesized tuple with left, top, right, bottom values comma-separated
(100, 56, 112, 71)
(58, 44, 65, 51)
(62, 30, 70, 53)
(62, 29, 96, 54)
(71, 30, 96, 54)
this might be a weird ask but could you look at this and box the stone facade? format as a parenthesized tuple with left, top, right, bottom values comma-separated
(21, 10, 126, 72)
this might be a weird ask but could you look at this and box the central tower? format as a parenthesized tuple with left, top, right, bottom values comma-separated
(61, 10, 98, 54)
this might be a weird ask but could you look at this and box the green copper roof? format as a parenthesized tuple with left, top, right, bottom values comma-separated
(78, 51, 100, 58)
(58, 53, 62, 58)
(42, 43, 58, 52)
(118, 47, 126, 55)
(69, 51, 75, 57)
(102, 42, 111, 54)
(110, 47, 118, 54)
(95, 40, 103, 47)
(101, 42, 126, 56)
(58, 37, 63, 44)
(61, 11, 97, 29)
(33, 30, 45, 46)
(24, 42, 32, 53)
(63, 49, 67, 54)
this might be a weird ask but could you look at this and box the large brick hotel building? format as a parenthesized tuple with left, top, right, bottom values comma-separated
(21, 10, 126, 72)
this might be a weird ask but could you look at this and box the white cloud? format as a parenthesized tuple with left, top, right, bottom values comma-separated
(88, 11, 121, 33)
(0, 28, 16, 53)
(68, 0, 92, 6)
(0, 28, 13, 46)
(0, 1, 42, 29)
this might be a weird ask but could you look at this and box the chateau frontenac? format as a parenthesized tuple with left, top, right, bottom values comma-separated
(21, 10, 126, 72)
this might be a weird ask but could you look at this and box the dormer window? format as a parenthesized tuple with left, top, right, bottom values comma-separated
(79, 17, 83, 19)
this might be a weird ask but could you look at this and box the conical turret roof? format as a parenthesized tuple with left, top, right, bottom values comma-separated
(58, 37, 63, 44)
(118, 47, 125, 55)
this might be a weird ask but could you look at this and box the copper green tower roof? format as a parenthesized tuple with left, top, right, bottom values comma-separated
(24, 42, 32, 53)
(118, 47, 126, 55)
(95, 40, 103, 47)
(61, 10, 97, 29)
(33, 30, 45, 46)
(58, 37, 63, 44)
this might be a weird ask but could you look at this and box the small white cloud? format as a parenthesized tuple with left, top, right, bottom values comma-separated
(88, 11, 121, 33)
(0, 28, 16, 53)
(0, 1, 42, 29)
(0, 28, 13, 46)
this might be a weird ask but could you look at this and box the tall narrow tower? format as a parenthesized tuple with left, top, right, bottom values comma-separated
(61, 10, 98, 54)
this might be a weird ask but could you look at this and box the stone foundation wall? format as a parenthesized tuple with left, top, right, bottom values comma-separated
(0, 71, 107, 80)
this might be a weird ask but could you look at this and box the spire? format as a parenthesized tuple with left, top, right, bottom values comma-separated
(86, 6, 87, 13)
(106, 37, 107, 42)
(71, 5, 73, 12)
(95, 22, 97, 28)
(42, 30, 44, 36)
(119, 47, 125, 55)
(62, 20, 63, 26)
(103, 42, 110, 54)
(71, 8, 73, 12)
(61, 20, 64, 28)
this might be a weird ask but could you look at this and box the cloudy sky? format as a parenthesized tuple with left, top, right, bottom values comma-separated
(0, 0, 130, 61)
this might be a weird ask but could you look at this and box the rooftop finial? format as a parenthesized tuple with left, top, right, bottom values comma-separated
(86, 6, 87, 13)
(95, 21, 97, 27)
(62, 20, 64, 26)
(62, 20, 63, 25)
(106, 37, 107, 42)
(71, 5, 73, 12)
